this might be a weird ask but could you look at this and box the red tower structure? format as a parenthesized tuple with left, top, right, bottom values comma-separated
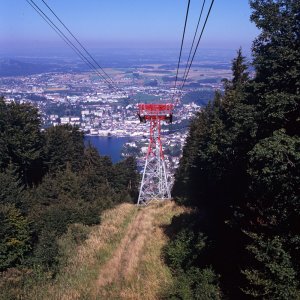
(137, 103, 174, 205)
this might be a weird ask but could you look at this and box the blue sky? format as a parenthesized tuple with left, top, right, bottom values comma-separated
(0, 0, 259, 54)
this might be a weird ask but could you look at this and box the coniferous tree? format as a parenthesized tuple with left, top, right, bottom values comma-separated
(113, 156, 139, 199)
(170, 1, 300, 297)
(0, 98, 140, 280)
(0, 98, 9, 169)
(0, 163, 24, 208)
(0, 99, 44, 185)
(242, 233, 298, 299)
(0, 204, 31, 270)
(239, 1, 300, 297)
(250, 0, 300, 136)
(43, 124, 84, 173)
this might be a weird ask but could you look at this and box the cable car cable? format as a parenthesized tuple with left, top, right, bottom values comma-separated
(40, 0, 117, 89)
(181, 0, 206, 85)
(179, 0, 215, 92)
(26, 0, 106, 82)
(26, 0, 104, 80)
(27, 0, 114, 89)
(26, 0, 117, 90)
(172, 0, 191, 103)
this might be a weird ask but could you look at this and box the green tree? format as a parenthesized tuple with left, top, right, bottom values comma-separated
(113, 156, 139, 200)
(79, 145, 116, 207)
(0, 204, 31, 270)
(250, 0, 300, 136)
(28, 167, 100, 269)
(163, 213, 221, 300)
(0, 99, 44, 185)
(242, 233, 298, 299)
(222, 47, 249, 92)
(171, 1, 300, 295)
(43, 124, 84, 173)
(82, 144, 114, 185)
(0, 98, 10, 169)
(247, 130, 300, 228)
(239, 1, 300, 296)
(0, 163, 24, 208)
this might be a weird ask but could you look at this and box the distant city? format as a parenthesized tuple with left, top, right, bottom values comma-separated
(0, 49, 235, 174)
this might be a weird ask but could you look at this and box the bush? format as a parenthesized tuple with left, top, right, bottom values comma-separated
(167, 267, 221, 300)
(0, 204, 31, 270)
(57, 223, 91, 266)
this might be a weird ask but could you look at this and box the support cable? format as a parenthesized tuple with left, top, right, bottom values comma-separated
(40, 0, 117, 89)
(179, 0, 215, 92)
(172, 0, 191, 102)
(181, 0, 206, 85)
(26, 0, 101, 78)
(26, 0, 117, 90)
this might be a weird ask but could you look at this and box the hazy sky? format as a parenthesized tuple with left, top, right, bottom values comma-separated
(1, 0, 259, 55)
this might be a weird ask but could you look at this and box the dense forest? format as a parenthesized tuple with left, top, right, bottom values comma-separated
(1, 0, 299, 299)
(0, 98, 139, 296)
(165, 0, 300, 299)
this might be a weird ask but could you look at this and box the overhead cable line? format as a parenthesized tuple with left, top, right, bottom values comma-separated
(179, 0, 215, 92)
(27, 0, 116, 89)
(172, 0, 191, 101)
(25, 0, 101, 79)
(26, 0, 118, 90)
(40, 0, 117, 89)
(181, 0, 206, 84)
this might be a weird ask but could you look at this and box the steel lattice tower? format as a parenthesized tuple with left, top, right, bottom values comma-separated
(137, 103, 173, 205)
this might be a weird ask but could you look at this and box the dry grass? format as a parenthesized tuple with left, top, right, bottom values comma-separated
(96, 208, 152, 288)
(26, 201, 186, 300)
(95, 200, 186, 300)
(27, 203, 137, 300)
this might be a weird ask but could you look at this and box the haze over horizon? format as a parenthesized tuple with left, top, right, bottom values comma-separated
(1, 0, 259, 57)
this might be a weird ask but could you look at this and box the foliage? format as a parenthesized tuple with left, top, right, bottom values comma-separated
(43, 124, 84, 173)
(163, 213, 221, 299)
(168, 267, 221, 300)
(112, 156, 140, 198)
(0, 98, 44, 186)
(0, 204, 31, 270)
(57, 223, 91, 267)
(242, 233, 298, 299)
(181, 89, 215, 106)
(0, 98, 139, 279)
(0, 163, 25, 208)
(168, 0, 300, 298)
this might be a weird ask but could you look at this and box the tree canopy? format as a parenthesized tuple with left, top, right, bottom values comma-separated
(168, 0, 300, 298)
(0, 97, 139, 274)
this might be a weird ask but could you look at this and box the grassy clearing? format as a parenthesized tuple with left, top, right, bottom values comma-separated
(24, 201, 186, 300)
(95, 201, 186, 300)
(26, 203, 137, 300)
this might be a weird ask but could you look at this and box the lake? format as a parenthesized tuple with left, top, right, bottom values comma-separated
(84, 136, 134, 163)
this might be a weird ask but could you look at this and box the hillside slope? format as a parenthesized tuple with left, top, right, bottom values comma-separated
(27, 201, 186, 300)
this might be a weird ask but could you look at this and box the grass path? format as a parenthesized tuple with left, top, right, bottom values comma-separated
(93, 201, 185, 299)
(96, 207, 153, 288)
(30, 201, 185, 300)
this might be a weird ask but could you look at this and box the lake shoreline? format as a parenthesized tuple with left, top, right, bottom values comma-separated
(84, 135, 138, 163)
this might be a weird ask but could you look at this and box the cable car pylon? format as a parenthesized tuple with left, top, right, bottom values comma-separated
(137, 103, 174, 205)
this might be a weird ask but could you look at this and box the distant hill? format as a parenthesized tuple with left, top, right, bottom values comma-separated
(0, 58, 55, 76)
(0, 58, 85, 76)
